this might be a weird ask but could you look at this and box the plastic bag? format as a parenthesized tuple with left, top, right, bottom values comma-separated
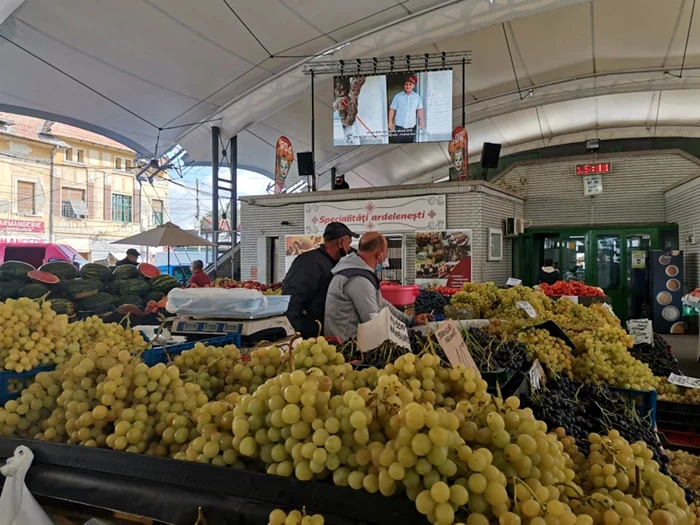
(166, 287, 268, 317)
(0, 445, 53, 525)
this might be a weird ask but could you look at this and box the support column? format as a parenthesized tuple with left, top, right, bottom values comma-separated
(211, 126, 220, 272)
(310, 72, 317, 191)
(229, 135, 238, 279)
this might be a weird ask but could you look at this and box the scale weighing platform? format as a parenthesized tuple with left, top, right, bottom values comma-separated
(171, 314, 295, 347)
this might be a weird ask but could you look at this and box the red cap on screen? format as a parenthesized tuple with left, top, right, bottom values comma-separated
(407, 75, 418, 84)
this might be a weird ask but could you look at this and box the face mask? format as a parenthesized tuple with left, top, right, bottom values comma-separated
(375, 256, 389, 273)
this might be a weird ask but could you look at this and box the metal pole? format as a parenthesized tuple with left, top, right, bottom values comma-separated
(330, 166, 336, 190)
(229, 136, 238, 279)
(211, 126, 220, 273)
(462, 58, 466, 128)
(311, 71, 317, 192)
(49, 146, 57, 243)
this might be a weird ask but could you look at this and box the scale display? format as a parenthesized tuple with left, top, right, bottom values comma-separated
(575, 162, 611, 175)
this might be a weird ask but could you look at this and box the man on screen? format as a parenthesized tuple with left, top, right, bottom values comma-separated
(388, 75, 424, 144)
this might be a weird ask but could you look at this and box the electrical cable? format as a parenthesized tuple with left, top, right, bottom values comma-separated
(221, 0, 273, 57)
(502, 23, 523, 100)
(667, 0, 696, 79)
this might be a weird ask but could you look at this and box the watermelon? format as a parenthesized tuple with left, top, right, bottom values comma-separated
(78, 292, 117, 312)
(18, 283, 50, 299)
(60, 279, 104, 301)
(138, 263, 161, 279)
(113, 295, 145, 308)
(80, 263, 113, 282)
(144, 291, 166, 303)
(149, 274, 180, 294)
(0, 281, 26, 300)
(48, 298, 75, 316)
(28, 270, 60, 285)
(118, 279, 150, 297)
(0, 261, 35, 282)
(113, 265, 139, 281)
(39, 261, 79, 281)
(105, 281, 121, 295)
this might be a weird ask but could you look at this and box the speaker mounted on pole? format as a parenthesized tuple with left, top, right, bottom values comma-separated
(297, 151, 314, 176)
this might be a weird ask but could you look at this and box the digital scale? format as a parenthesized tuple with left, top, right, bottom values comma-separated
(171, 314, 295, 348)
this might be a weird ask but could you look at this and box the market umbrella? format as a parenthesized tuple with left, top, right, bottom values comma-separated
(111, 222, 215, 276)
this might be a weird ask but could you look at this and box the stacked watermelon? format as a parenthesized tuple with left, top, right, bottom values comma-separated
(0, 260, 182, 316)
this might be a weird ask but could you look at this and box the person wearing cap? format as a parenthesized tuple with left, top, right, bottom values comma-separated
(115, 248, 140, 267)
(388, 75, 424, 144)
(282, 222, 358, 338)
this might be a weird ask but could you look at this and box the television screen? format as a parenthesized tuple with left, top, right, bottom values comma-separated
(333, 70, 453, 147)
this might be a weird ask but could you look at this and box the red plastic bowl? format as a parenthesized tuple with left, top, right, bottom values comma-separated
(380, 284, 420, 307)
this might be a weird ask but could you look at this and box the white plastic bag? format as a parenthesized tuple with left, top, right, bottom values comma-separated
(0, 445, 53, 525)
(166, 287, 268, 317)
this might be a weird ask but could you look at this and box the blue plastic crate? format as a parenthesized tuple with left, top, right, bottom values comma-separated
(141, 332, 242, 366)
(0, 364, 56, 406)
(608, 386, 657, 428)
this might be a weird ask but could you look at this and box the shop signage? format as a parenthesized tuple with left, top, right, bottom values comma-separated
(0, 219, 44, 233)
(274, 136, 294, 194)
(583, 175, 603, 196)
(304, 195, 446, 234)
(575, 162, 611, 175)
(626, 319, 653, 344)
(357, 307, 411, 352)
(434, 319, 478, 372)
(0, 237, 45, 244)
(415, 230, 472, 286)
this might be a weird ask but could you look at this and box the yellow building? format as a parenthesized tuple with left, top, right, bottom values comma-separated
(0, 112, 168, 261)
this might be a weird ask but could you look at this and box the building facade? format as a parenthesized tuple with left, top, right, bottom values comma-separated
(0, 113, 168, 262)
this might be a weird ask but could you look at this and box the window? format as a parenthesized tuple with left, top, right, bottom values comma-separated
(64, 149, 73, 162)
(112, 194, 132, 222)
(114, 157, 123, 171)
(488, 229, 503, 262)
(125, 159, 132, 171)
(16, 181, 35, 214)
(152, 199, 164, 225)
(76, 149, 85, 164)
(62, 188, 87, 218)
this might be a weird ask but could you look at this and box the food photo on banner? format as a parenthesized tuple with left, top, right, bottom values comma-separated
(285, 235, 323, 271)
(448, 126, 468, 181)
(333, 70, 453, 146)
(415, 230, 472, 287)
(274, 136, 294, 193)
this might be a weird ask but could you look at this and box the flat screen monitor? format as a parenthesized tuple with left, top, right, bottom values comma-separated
(332, 70, 453, 146)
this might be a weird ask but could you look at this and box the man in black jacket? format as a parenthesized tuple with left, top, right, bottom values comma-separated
(283, 222, 358, 338)
(116, 248, 140, 267)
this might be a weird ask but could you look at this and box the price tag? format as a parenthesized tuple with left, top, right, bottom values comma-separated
(603, 303, 615, 315)
(563, 296, 579, 304)
(668, 373, 700, 389)
(434, 319, 479, 372)
(626, 319, 653, 345)
(516, 301, 537, 318)
(528, 360, 546, 390)
(506, 278, 522, 287)
(357, 307, 412, 352)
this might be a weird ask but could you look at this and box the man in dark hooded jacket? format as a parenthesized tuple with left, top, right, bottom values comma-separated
(282, 222, 358, 338)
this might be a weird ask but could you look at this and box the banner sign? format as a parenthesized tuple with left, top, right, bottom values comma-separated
(285, 235, 323, 271)
(448, 127, 468, 181)
(0, 219, 44, 233)
(415, 230, 472, 287)
(305, 195, 446, 234)
(274, 136, 294, 194)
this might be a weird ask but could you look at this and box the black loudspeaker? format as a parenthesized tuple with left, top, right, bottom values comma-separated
(481, 142, 502, 169)
(297, 152, 314, 176)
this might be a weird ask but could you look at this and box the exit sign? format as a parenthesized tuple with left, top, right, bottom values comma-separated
(576, 162, 611, 175)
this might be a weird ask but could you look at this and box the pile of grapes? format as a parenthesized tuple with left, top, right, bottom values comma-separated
(668, 450, 700, 495)
(415, 290, 450, 316)
(627, 334, 681, 377)
(269, 508, 324, 525)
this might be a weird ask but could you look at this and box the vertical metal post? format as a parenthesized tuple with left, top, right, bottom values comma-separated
(330, 166, 336, 190)
(229, 135, 238, 279)
(462, 58, 466, 128)
(211, 126, 220, 272)
(311, 71, 317, 191)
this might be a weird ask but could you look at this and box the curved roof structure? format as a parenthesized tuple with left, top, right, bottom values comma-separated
(1, 0, 699, 189)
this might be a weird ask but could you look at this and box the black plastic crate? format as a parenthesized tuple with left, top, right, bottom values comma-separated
(656, 400, 700, 433)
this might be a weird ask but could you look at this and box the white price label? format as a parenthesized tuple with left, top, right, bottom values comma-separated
(506, 278, 522, 287)
(668, 373, 700, 389)
(603, 303, 615, 315)
(528, 360, 546, 390)
(357, 308, 411, 352)
(626, 319, 653, 345)
(435, 319, 479, 373)
(516, 301, 537, 319)
(563, 296, 579, 304)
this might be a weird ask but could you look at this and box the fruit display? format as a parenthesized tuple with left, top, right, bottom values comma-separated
(415, 290, 450, 316)
(656, 379, 700, 404)
(268, 508, 325, 525)
(539, 281, 605, 297)
(211, 277, 283, 294)
(517, 329, 574, 378)
(668, 450, 700, 494)
(628, 335, 681, 377)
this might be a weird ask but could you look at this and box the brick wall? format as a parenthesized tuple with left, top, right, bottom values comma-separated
(665, 176, 700, 292)
(240, 182, 524, 284)
(494, 151, 700, 227)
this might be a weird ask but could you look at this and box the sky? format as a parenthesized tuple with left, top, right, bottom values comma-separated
(167, 167, 272, 229)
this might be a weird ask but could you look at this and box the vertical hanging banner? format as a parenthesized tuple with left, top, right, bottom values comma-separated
(448, 126, 468, 181)
(274, 137, 294, 194)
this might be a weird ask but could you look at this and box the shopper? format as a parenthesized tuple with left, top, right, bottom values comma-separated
(388, 75, 424, 144)
(283, 222, 358, 338)
(324, 232, 429, 342)
(188, 260, 211, 287)
(116, 248, 140, 267)
(538, 258, 560, 286)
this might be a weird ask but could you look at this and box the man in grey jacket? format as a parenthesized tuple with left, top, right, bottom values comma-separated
(324, 232, 429, 341)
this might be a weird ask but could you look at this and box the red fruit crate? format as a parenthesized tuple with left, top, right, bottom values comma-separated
(658, 428, 700, 448)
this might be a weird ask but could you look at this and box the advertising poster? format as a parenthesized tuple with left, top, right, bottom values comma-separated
(333, 70, 453, 146)
(285, 235, 323, 271)
(274, 136, 294, 194)
(448, 126, 468, 181)
(415, 230, 472, 287)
